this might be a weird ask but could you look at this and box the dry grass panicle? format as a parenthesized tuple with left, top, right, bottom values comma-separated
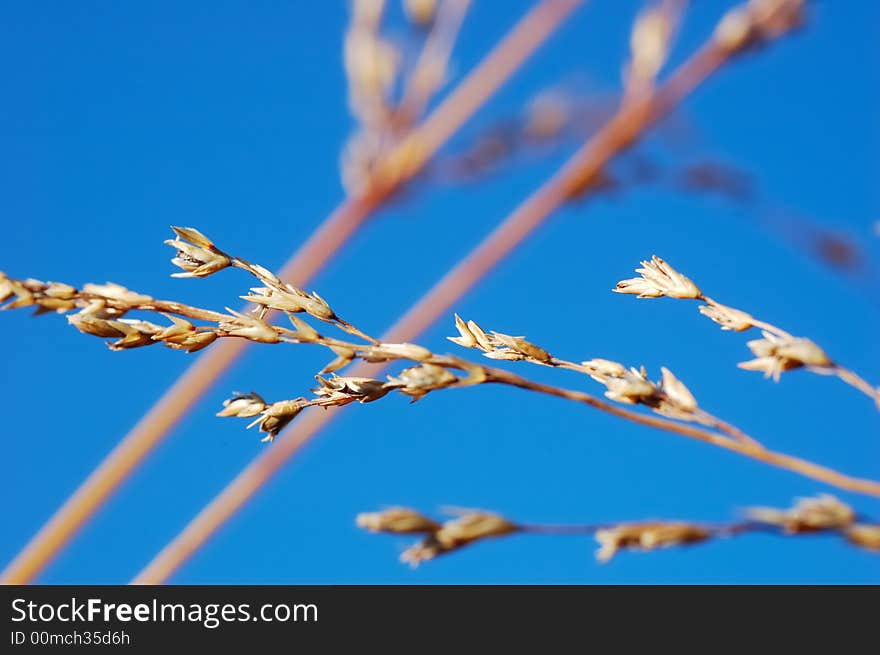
(4, 0, 876, 583)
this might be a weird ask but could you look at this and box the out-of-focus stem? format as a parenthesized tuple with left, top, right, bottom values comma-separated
(131, 27, 782, 585)
(0, 0, 581, 586)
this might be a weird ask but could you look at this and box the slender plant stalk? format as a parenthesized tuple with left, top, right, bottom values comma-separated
(614, 257, 880, 407)
(482, 370, 880, 495)
(130, 4, 804, 584)
(0, 0, 582, 586)
(355, 496, 880, 565)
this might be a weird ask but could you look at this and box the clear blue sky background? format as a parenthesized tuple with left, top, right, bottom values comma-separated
(1, 1, 878, 584)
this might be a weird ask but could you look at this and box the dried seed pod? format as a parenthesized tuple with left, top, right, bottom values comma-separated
(163, 330, 218, 353)
(298, 290, 337, 321)
(152, 314, 196, 342)
(43, 282, 77, 299)
(246, 263, 284, 287)
(582, 358, 628, 378)
(369, 342, 434, 362)
(164, 226, 231, 278)
(1, 280, 35, 309)
(0, 273, 15, 303)
(33, 296, 78, 314)
(219, 308, 280, 343)
(82, 282, 153, 306)
(387, 363, 458, 400)
(68, 312, 129, 339)
(356, 507, 441, 534)
(601, 370, 658, 405)
(242, 287, 307, 314)
(434, 511, 519, 549)
(746, 494, 855, 533)
(400, 536, 446, 567)
(614, 255, 702, 299)
(0, 277, 76, 314)
(845, 524, 880, 552)
(739, 332, 832, 380)
(595, 522, 711, 562)
(447, 313, 478, 349)
(313, 374, 392, 404)
(217, 392, 267, 418)
(699, 302, 754, 332)
(151, 316, 217, 353)
(398, 510, 519, 567)
(109, 319, 164, 350)
(775, 338, 832, 367)
(466, 319, 493, 351)
(659, 367, 698, 412)
(490, 332, 553, 364)
(287, 315, 320, 341)
(248, 398, 311, 442)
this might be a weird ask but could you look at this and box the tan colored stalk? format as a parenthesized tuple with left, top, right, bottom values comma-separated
(11, 234, 872, 495)
(614, 255, 880, 407)
(131, 1, 811, 584)
(0, 0, 581, 585)
(356, 495, 879, 565)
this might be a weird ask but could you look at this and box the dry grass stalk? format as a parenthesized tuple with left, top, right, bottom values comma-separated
(357, 494, 879, 566)
(114, 0, 816, 584)
(4, 221, 878, 498)
(614, 255, 880, 407)
(0, 0, 579, 586)
(122, 0, 826, 583)
(449, 314, 761, 447)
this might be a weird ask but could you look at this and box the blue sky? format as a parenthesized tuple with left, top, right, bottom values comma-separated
(1, 1, 878, 583)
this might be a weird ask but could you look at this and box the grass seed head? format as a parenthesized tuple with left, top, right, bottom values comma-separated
(601, 369, 658, 405)
(356, 507, 441, 534)
(386, 363, 458, 400)
(368, 342, 434, 362)
(595, 522, 711, 562)
(614, 255, 702, 299)
(699, 302, 754, 331)
(217, 392, 267, 418)
(739, 331, 831, 380)
(313, 374, 392, 404)
(219, 309, 280, 344)
(67, 312, 129, 339)
(582, 358, 628, 378)
(249, 398, 311, 442)
(746, 494, 855, 533)
(109, 319, 164, 350)
(845, 525, 880, 552)
(165, 226, 231, 279)
(659, 367, 698, 412)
